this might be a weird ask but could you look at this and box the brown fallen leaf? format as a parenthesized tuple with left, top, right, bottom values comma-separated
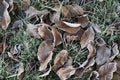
(5, 0, 13, 12)
(98, 62, 117, 80)
(75, 58, 95, 78)
(0, 42, 7, 53)
(61, 4, 84, 18)
(25, 6, 49, 20)
(95, 37, 106, 47)
(95, 45, 111, 66)
(51, 27, 62, 46)
(109, 43, 119, 61)
(88, 71, 99, 80)
(52, 50, 75, 80)
(21, 0, 30, 10)
(57, 66, 75, 80)
(38, 24, 53, 40)
(74, 14, 89, 28)
(56, 21, 81, 34)
(17, 63, 24, 80)
(26, 23, 40, 38)
(91, 23, 101, 33)
(87, 41, 96, 59)
(0, 0, 11, 30)
(80, 27, 95, 49)
(114, 57, 120, 74)
(37, 40, 53, 71)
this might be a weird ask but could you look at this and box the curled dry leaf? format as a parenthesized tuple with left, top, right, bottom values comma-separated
(75, 58, 95, 78)
(56, 21, 81, 34)
(95, 38, 106, 47)
(17, 63, 24, 80)
(87, 41, 96, 59)
(37, 40, 53, 71)
(61, 4, 84, 18)
(88, 71, 99, 80)
(95, 45, 111, 66)
(109, 43, 119, 61)
(57, 66, 75, 80)
(98, 62, 117, 80)
(80, 27, 95, 49)
(74, 14, 89, 28)
(21, 0, 30, 10)
(51, 27, 62, 46)
(25, 6, 49, 20)
(114, 57, 120, 74)
(5, 0, 13, 12)
(52, 50, 75, 80)
(38, 24, 53, 40)
(26, 23, 40, 38)
(0, 0, 11, 30)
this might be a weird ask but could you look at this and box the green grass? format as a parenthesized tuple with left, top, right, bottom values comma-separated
(0, 0, 120, 80)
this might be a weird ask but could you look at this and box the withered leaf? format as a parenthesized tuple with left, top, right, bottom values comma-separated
(17, 63, 24, 80)
(26, 23, 40, 38)
(98, 62, 117, 80)
(96, 45, 111, 66)
(95, 38, 106, 47)
(80, 27, 95, 49)
(87, 41, 96, 59)
(21, 0, 30, 10)
(0, 42, 7, 53)
(38, 24, 53, 40)
(51, 27, 62, 46)
(114, 57, 120, 74)
(56, 21, 81, 34)
(37, 40, 53, 71)
(25, 6, 49, 20)
(61, 4, 84, 18)
(88, 71, 99, 80)
(57, 66, 75, 80)
(75, 14, 89, 28)
(52, 50, 75, 80)
(5, 0, 13, 12)
(109, 43, 119, 61)
(0, 0, 11, 30)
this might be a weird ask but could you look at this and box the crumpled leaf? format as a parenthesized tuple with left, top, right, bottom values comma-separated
(75, 58, 95, 78)
(57, 66, 75, 80)
(87, 41, 96, 59)
(109, 43, 119, 61)
(95, 38, 106, 46)
(56, 21, 81, 34)
(39, 64, 51, 77)
(98, 62, 117, 80)
(21, 0, 30, 10)
(38, 24, 53, 40)
(95, 45, 111, 66)
(25, 6, 49, 20)
(17, 63, 24, 80)
(114, 57, 120, 74)
(51, 27, 62, 46)
(0, 0, 11, 30)
(88, 71, 99, 80)
(37, 40, 53, 71)
(52, 50, 75, 80)
(5, 0, 13, 12)
(61, 4, 84, 18)
(64, 28, 85, 45)
(80, 27, 95, 49)
(74, 14, 89, 28)
(26, 23, 40, 38)
(91, 23, 101, 33)
(0, 42, 7, 53)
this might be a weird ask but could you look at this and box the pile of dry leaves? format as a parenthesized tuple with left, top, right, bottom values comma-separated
(0, 0, 120, 80)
